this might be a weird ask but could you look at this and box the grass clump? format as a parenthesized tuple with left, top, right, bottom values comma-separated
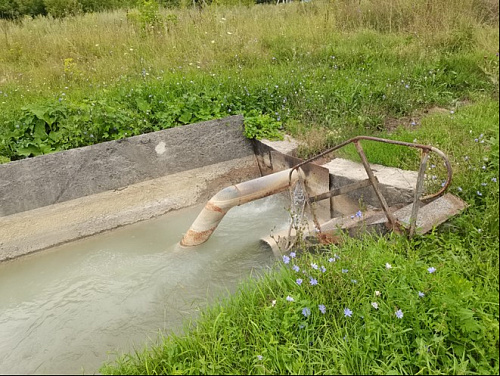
(0, 34, 497, 160)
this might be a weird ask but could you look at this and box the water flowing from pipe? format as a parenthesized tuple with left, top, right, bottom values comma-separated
(0, 195, 291, 374)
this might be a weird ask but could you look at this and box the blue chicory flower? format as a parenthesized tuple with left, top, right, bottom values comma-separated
(344, 308, 353, 317)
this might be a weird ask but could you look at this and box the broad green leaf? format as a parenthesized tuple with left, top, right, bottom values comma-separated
(17, 145, 41, 157)
(179, 111, 192, 124)
(34, 122, 48, 140)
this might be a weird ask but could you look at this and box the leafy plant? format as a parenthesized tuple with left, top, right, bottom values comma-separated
(243, 111, 283, 140)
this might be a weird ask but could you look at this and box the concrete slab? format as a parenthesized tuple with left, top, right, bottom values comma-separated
(322, 158, 418, 207)
(323, 158, 418, 191)
(252, 136, 301, 176)
(259, 135, 299, 157)
(369, 193, 468, 235)
(318, 193, 468, 239)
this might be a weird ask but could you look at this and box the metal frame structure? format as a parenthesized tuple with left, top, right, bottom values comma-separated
(288, 136, 453, 237)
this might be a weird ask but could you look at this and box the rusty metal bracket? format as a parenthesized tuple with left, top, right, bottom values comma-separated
(288, 136, 453, 237)
(309, 179, 373, 203)
(353, 140, 400, 232)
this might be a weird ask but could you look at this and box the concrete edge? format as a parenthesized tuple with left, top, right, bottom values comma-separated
(0, 155, 259, 262)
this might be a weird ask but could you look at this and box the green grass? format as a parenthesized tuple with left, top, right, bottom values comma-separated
(0, 34, 497, 160)
(338, 98, 500, 195)
(100, 99, 499, 375)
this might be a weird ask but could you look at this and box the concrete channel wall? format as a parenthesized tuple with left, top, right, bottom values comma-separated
(0, 116, 263, 261)
(0, 115, 253, 217)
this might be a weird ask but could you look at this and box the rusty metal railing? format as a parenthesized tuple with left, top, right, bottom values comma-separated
(288, 136, 453, 237)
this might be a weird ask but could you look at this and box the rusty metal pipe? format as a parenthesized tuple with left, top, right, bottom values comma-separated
(409, 150, 430, 237)
(354, 140, 399, 231)
(180, 168, 304, 247)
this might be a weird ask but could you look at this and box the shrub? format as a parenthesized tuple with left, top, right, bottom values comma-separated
(44, 0, 81, 17)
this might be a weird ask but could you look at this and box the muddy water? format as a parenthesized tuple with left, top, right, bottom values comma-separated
(0, 195, 291, 374)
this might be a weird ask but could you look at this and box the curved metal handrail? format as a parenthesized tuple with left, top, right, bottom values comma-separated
(289, 136, 452, 199)
(288, 136, 453, 235)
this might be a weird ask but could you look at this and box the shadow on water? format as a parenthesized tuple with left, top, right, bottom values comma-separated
(0, 195, 291, 374)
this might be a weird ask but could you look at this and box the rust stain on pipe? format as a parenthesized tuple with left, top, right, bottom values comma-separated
(180, 227, 217, 247)
(205, 201, 226, 214)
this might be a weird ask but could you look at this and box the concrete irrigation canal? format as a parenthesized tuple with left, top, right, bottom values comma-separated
(0, 115, 466, 373)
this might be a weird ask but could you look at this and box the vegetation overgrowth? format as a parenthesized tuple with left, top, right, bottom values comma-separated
(0, 0, 498, 374)
(0, 0, 264, 20)
(0, 0, 499, 162)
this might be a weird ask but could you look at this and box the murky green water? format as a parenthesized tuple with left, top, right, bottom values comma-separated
(0, 195, 290, 374)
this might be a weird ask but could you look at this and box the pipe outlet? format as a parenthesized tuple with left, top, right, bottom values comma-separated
(180, 168, 303, 247)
